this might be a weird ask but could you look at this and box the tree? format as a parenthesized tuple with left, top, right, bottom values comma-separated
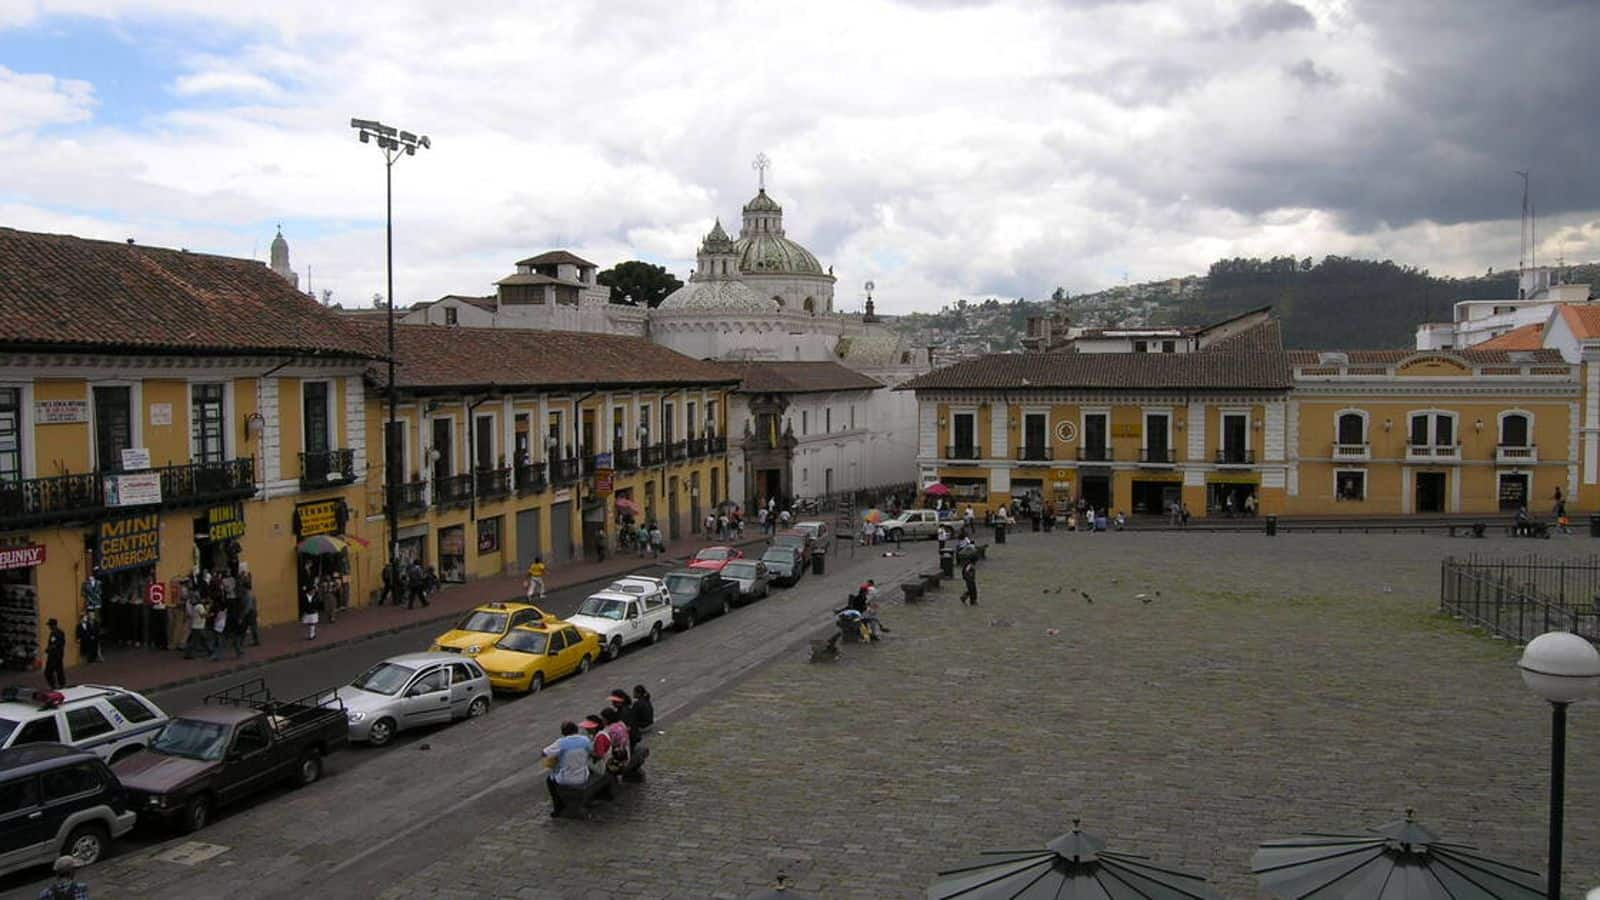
(1050, 286, 1069, 304)
(597, 260, 683, 307)
(371, 292, 387, 309)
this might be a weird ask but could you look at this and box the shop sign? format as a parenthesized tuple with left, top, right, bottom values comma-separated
(477, 518, 500, 554)
(294, 499, 346, 538)
(146, 582, 167, 607)
(207, 503, 246, 541)
(34, 399, 88, 424)
(554, 489, 572, 503)
(594, 468, 614, 496)
(99, 514, 161, 573)
(1207, 473, 1260, 485)
(121, 448, 152, 471)
(0, 544, 46, 570)
(104, 471, 162, 507)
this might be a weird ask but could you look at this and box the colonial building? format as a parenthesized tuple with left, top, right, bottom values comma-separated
(0, 227, 378, 668)
(1414, 266, 1593, 351)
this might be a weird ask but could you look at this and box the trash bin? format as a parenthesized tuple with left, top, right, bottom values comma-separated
(811, 552, 826, 576)
(1265, 514, 1278, 537)
(994, 523, 1007, 544)
(1590, 514, 1600, 538)
(939, 550, 955, 577)
(1031, 515, 1041, 533)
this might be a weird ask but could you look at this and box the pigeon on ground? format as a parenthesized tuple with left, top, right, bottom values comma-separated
(988, 617, 1013, 627)
(1080, 590, 1094, 604)
(1046, 628, 1061, 636)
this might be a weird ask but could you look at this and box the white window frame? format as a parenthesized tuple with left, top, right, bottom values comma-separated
(1021, 407, 1051, 457)
(187, 380, 232, 465)
(1334, 408, 1369, 446)
(1407, 409, 1459, 448)
(546, 409, 565, 460)
(88, 380, 143, 472)
(1497, 409, 1534, 447)
(430, 413, 459, 476)
(1219, 407, 1251, 454)
(298, 379, 335, 454)
(473, 412, 498, 470)
(0, 380, 34, 480)
(1333, 468, 1367, 502)
(949, 407, 978, 457)
(1080, 408, 1110, 455)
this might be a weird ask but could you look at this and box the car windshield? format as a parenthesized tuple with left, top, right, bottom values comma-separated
(607, 581, 646, 594)
(352, 661, 416, 695)
(664, 573, 702, 595)
(150, 718, 230, 761)
(576, 595, 629, 620)
(496, 630, 549, 654)
(723, 561, 757, 578)
(695, 547, 732, 561)
(0, 718, 16, 744)
(773, 535, 803, 546)
(761, 550, 793, 565)
(455, 611, 509, 634)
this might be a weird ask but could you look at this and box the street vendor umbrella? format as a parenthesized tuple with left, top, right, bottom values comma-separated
(747, 874, 815, 899)
(614, 497, 642, 516)
(1252, 810, 1544, 900)
(296, 534, 346, 556)
(924, 482, 952, 498)
(863, 508, 884, 524)
(928, 820, 1223, 900)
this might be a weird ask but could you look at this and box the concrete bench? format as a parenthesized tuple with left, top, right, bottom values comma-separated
(901, 582, 927, 603)
(919, 571, 942, 591)
(552, 772, 615, 819)
(616, 745, 650, 783)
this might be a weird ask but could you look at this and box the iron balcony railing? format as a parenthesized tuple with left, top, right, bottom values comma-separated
(1139, 448, 1175, 465)
(709, 435, 727, 454)
(0, 472, 103, 528)
(1215, 448, 1256, 466)
(1076, 446, 1113, 462)
(688, 438, 707, 458)
(550, 457, 581, 485)
(157, 457, 256, 507)
(1015, 446, 1052, 462)
(614, 448, 640, 472)
(641, 444, 665, 467)
(390, 480, 428, 517)
(475, 467, 512, 500)
(516, 462, 547, 495)
(945, 445, 981, 461)
(434, 473, 474, 507)
(668, 440, 689, 462)
(299, 448, 355, 490)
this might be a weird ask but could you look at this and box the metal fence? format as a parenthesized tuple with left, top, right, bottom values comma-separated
(1439, 554, 1600, 644)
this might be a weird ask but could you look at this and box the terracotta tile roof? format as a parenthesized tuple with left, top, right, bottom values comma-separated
(718, 361, 882, 394)
(0, 227, 378, 357)
(359, 323, 740, 391)
(898, 351, 1291, 392)
(1559, 305, 1600, 340)
(1284, 348, 1567, 365)
(430, 294, 497, 312)
(1472, 322, 1546, 351)
(515, 250, 596, 268)
(1203, 318, 1283, 352)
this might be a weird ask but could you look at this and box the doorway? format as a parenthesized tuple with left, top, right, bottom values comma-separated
(757, 469, 782, 508)
(1080, 474, 1111, 511)
(550, 501, 574, 561)
(1415, 472, 1446, 513)
(1498, 473, 1529, 511)
(516, 508, 541, 569)
(668, 476, 681, 541)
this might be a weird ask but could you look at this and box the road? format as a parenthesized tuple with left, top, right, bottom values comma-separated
(0, 539, 921, 899)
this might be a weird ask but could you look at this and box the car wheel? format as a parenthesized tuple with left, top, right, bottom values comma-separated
(182, 795, 211, 834)
(367, 717, 397, 748)
(110, 745, 140, 765)
(721, 597, 731, 617)
(681, 612, 696, 630)
(648, 624, 663, 645)
(467, 695, 490, 718)
(64, 823, 108, 865)
(578, 655, 592, 675)
(607, 637, 623, 661)
(297, 750, 323, 787)
(528, 672, 544, 694)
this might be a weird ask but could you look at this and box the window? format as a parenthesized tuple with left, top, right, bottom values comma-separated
(1134, 341, 1148, 353)
(1144, 413, 1170, 460)
(303, 382, 330, 454)
(561, 626, 581, 646)
(475, 415, 495, 470)
(1500, 413, 1530, 447)
(65, 706, 114, 742)
(1409, 412, 1455, 447)
(411, 669, 448, 694)
(1023, 413, 1048, 459)
(94, 386, 132, 471)
(191, 383, 225, 464)
(638, 406, 651, 445)
(849, 405, 856, 430)
(432, 418, 453, 480)
(1083, 413, 1108, 456)
(825, 407, 832, 433)
(448, 662, 476, 684)
(444, 306, 458, 326)
(801, 410, 809, 435)
(1335, 471, 1366, 502)
(108, 695, 158, 724)
(1221, 413, 1248, 461)
(952, 412, 976, 457)
(612, 406, 626, 449)
(686, 402, 697, 438)
(706, 400, 717, 437)
(232, 721, 270, 756)
(0, 778, 38, 816)
(0, 387, 20, 481)
(1162, 340, 1175, 353)
(1337, 412, 1366, 446)
(14, 717, 60, 746)
(663, 403, 674, 443)
(547, 411, 563, 458)
(41, 763, 102, 802)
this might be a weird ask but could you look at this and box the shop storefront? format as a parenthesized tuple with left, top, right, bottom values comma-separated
(93, 512, 161, 648)
(437, 525, 466, 583)
(1206, 475, 1260, 515)
(295, 499, 350, 616)
(194, 501, 245, 578)
(0, 542, 44, 670)
(396, 525, 428, 568)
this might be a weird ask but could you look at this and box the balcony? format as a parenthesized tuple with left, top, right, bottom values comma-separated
(516, 462, 548, 495)
(1332, 443, 1370, 461)
(1015, 446, 1053, 462)
(1406, 443, 1461, 462)
(1138, 448, 1176, 466)
(0, 472, 103, 528)
(1496, 444, 1538, 465)
(614, 448, 640, 472)
(945, 445, 981, 461)
(156, 458, 256, 507)
(1076, 446, 1113, 463)
(299, 448, 355, 491)
(389, 480, 428, 517)
(641, 444, 665, 467)
(475, 467, 512, 501)
(668, 440, 689, 462)
(688, 438, 707, 458)
(1214, 448, 1256, 467)
(709, 435, 727, 454)
(550, 457, 581, 485)
(433, 473, 474, 507)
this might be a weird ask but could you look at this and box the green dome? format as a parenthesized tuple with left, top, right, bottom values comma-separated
(733, 234, 824, 276)
(743, 189, 782, 213)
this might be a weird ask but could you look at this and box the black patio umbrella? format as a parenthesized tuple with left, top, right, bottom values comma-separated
(746, 873, 816, 899)
(1252, 810, 1544, 899)
(927, 820, 1223, 899)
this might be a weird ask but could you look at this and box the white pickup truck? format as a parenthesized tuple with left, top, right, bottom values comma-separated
(880, 509, 947, 542)
(569, 575, 675, 661)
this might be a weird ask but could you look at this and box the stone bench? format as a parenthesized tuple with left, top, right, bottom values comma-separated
(919, 571, 942, 591)
(901, 582, 927, 603)
(552, 772, 615, 819)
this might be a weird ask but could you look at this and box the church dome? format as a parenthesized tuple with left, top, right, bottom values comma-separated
(743, 188, 782, 214)
(658, 278, 778, 313)
(733, 233, 825, 276)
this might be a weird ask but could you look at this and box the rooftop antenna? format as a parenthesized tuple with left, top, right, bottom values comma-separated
(1515, 170, 1529, 279)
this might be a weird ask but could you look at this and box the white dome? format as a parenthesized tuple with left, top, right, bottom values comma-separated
(658, 278, 778, 313)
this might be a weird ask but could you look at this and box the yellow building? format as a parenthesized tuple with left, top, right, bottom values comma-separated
(0, 227, 381, 668)
(355, 323, 738, 593)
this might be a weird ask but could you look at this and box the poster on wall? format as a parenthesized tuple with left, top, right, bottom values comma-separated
(34, 400, 88, 423)
(120, 448, 152, 471)
(104, 471, 162, 507)
(149, 403, 172, 426)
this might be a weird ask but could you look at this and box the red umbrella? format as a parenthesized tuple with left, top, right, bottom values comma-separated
(615, 497, 641, 515)
(924, 483, 951, 498)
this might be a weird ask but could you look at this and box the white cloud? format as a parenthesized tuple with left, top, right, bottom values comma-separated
(0, 65, 94, 134)
(172, 70, 281, 98)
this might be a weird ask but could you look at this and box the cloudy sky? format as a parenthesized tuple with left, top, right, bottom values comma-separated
(1, 0, 1596, 314)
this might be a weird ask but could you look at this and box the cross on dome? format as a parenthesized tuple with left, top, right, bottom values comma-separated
(752, 153, 770, 191)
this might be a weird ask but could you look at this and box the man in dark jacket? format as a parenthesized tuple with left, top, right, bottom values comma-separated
(960, 559, 979, 606)
(43, 619, 67, 689)
(75, 613, 99, 665)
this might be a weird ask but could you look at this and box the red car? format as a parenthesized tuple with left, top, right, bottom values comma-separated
(688, 546, 744, 572)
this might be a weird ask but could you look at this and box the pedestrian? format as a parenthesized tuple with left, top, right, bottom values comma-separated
(778, 508, 792, 529)
(40, 855, 89, 900)
(406, 560, 426, 609)
(1553, 485, 1564, 516)
(595, 530, 608, 563)
(182, 591, 209, 660)
(637, 521, 651, 558)
(1557, 498, 1571, 534)
(758, 507, 769, 534)
(422, 566, 438, 604)
(239, 570, 260, 646)
(224, 591, 247, 658)
(527, 556, 548, 600)
(379, 563, 395, 607)
(960, 558, 978, 606)
(301, 583, 322, 640)
(206, 601, 228, 660)
(649, 523, 664, 557)
(1180, 504, 1190, 527)
(75, 612, 99, 665)
(1244, 493, 1258, 516)
(42, 618, 67, 690)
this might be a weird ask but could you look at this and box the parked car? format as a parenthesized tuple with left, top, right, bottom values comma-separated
(474, 622, 601, 693)
(337, 653, 492, 747)
(605, 574, 670, 601)
(880, 509, 944, 542)
(792, 520, 833, 554)
(0, 685, 168, 764)
(760, 546, 805, 587)
(688, 546, 744, 572)
(770, 529, 814, 564)
(664, 569, 739, 629)
(568, 586, 673, 661)
(430, 601, 558, 657)
(0, 744, 136, 875)
(112, 679, 347, 833)
(721, 559, 770, 604)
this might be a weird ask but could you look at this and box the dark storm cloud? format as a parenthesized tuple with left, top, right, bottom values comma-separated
(1231, 1, 1315, 38)
(1284, 58, 1337, 88)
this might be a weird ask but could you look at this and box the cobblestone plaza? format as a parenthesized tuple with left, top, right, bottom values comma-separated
(380, 530, 1600, 899)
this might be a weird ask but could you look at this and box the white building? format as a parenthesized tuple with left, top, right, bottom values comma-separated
(1415, 266, 1593, 350)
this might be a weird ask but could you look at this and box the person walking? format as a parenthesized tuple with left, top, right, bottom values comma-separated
(959, 558, 979, 606)
(379, 564, 395, 607)
(527, 557, 548, 600)
(206, 601, 229, 661)
(300, 583, 322, 640)
(239, 571, 260, 646)
(182, 591, 209, 660)
(406, 560, 427, 609)
(74, 612, 99, 665)
(594, 530, 608, 563)
(649, 523, 664, 557)
(42, 619, 67, 690)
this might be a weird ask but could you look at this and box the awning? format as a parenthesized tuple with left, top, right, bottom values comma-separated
(297, 535, 347, 556)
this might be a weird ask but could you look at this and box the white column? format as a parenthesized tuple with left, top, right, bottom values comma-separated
(537, 395, 550, 461)
(1186, 402, 1205, 461)
(344, 375, 366, 483)
(918, 401, 937, 459)
(990, 400, 1008, 458)
(260, 377, 281, 486)
(1264, 402, 1285, 462)
(1286, 399, 1301, 497)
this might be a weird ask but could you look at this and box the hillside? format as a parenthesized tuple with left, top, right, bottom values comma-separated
(889, 258, 1599, 353)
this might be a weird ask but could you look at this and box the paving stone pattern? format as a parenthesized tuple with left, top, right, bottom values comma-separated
(381, 530, 1600, 899)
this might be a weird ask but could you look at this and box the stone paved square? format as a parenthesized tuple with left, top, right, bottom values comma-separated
(385, 530, 1600, 899)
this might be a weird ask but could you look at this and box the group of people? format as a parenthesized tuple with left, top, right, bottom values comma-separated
(378, 560, 440, 610)
(541, 685, 656, 815)
(934, 527, 981, 605)
(702, 508, 745, 541)
(181, 567, 260, 660)
(757, 500, 793, 535)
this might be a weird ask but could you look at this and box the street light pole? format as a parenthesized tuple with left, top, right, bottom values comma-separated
(1517, 630, 1600, 900)
(1546, 700, 1566, 900)
(350, 118, 430, 600)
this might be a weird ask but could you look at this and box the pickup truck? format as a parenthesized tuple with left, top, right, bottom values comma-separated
(568, 579, 674, 661)
(111, 679, 347, 833)
(663, 569, 740, 630)
(881, 509, 946, 542)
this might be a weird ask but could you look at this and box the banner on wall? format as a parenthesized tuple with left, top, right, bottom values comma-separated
(99, 514, 161, 572)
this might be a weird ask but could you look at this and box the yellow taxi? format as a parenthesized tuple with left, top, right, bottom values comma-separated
(474, 621, 602, 693)
(429, 601, 559, 658)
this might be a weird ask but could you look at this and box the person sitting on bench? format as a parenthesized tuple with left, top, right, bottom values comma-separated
(542, 721, 593, 816)
(631, 685, 654, 734)
(599, 706, 632, 773)
(848, 581, 888, 640)
(1514, 505, 1532, 537)
(608, 689, 641, 745)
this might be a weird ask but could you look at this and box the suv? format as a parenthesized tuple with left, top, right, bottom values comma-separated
(880, 509, 944, 542)
(0, 686, 168, 764)
(792, 521, 833, 555)
(663, 569, 739, 629)
(0, 744, 136, 874)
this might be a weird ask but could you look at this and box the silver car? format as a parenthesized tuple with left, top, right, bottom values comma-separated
(337, 652, 492, 747)
(722, 559, 771, 604)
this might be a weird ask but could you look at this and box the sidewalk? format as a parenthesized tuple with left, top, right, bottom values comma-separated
(4, 531, 770, 698)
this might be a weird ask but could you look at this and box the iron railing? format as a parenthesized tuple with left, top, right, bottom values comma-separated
(1139, 448, 1175, 464)
(614, 448, 639, 472)
(1440, 554, 1600, 645)
(516, 462, 547, 495)
(945, 445, 981, 460)
(299, 448, 355, 490)
(390, 480, 428, 516)
(1076, 446, 1113, 462)
(709, 436, 727, 454)
(668, 440, 689, 462)
(157, 458, 256, 506)
(1015, 446, 1052, 462)
(550, 457, 581, 485)
(433, 473, 473, 507)
(475, 467, 512, 500)
(1215, 448, 1255, 465)
(0, 472, 103, 527)
(688, 438, 707, 458)
(642, 444, 665, 467)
